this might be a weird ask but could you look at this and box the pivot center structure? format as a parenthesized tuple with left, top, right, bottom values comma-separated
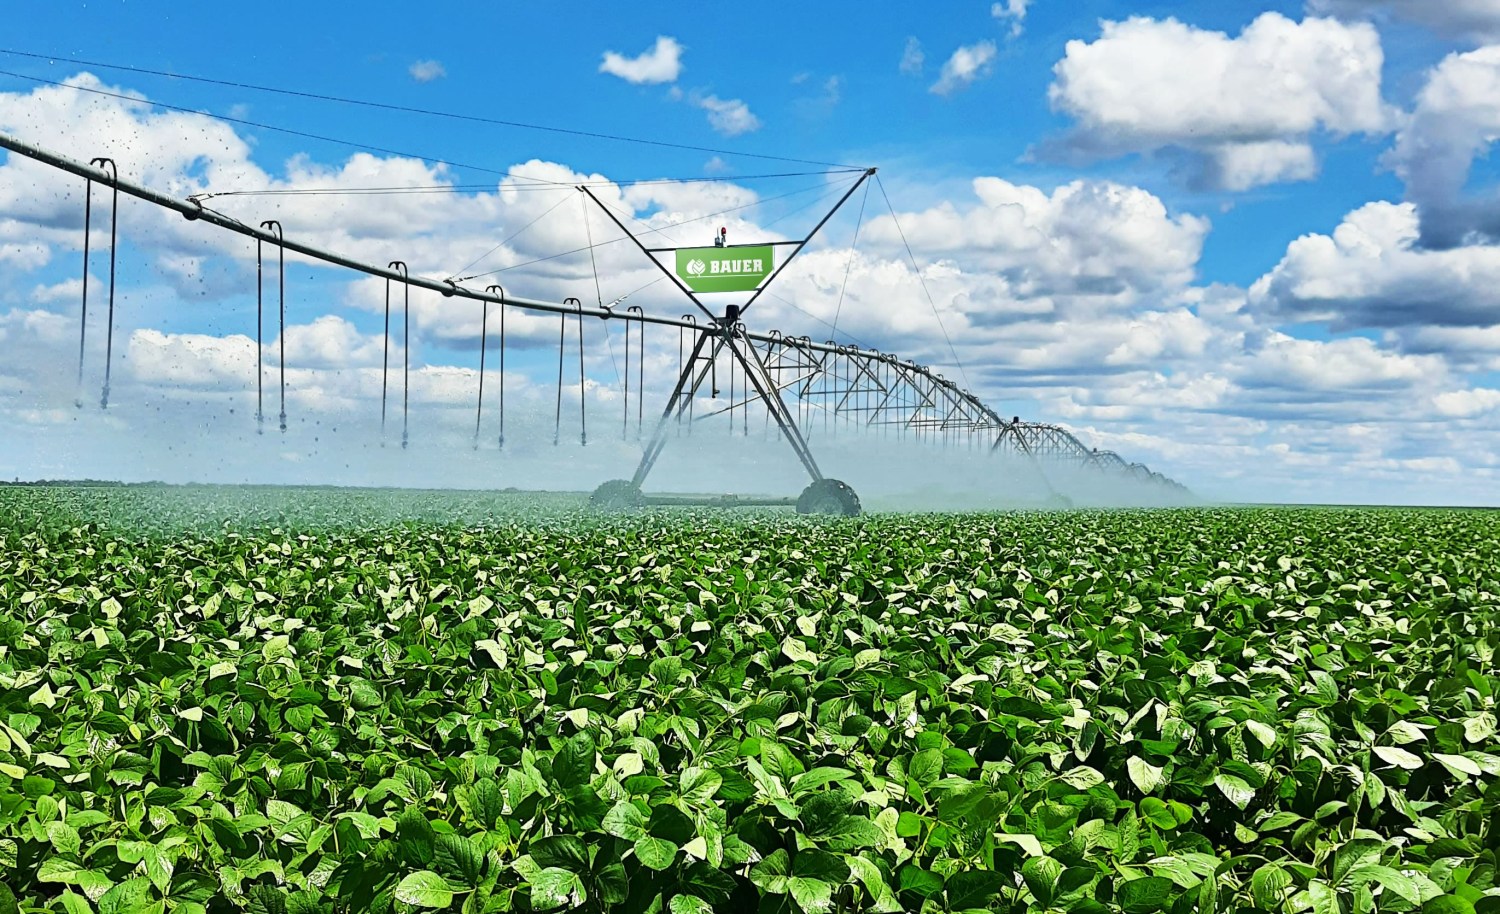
(0, 129, 1189, 509)
(580, 170, 878, 517)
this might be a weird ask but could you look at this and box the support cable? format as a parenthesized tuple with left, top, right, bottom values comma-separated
(0, 49, 863, 169)
(581, 192, 622, 389)
(446, 192, 571, 284)
(0, 68, 514, 179)
(194, 171, 860, 200)
(875, 174, 971, 392)
(452, 178, 836, 285)
(606, 276, 664, 309)
(831, 179, 871, 339)
(758, 182, 856, 233)
(574, 178, 838, 264)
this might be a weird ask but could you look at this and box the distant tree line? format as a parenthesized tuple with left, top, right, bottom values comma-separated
(2, 479, 136, 487)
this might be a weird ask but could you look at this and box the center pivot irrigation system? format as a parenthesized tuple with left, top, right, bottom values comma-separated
(0, 129, 1189, 515)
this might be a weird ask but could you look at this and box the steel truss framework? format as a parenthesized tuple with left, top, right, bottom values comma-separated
(671, 327, 1185, 493)
(0, 130, 1188, 503)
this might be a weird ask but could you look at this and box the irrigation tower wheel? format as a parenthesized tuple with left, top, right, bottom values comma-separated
(796, 479, 862, 517)
(1045, 492, 1075, 510)
(590, 479, 644, 511)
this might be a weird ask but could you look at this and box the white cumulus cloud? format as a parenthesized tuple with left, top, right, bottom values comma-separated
(599, 36, 684, 85)
(1249, 201, 1500, 330)
(931, 41, 998, 96)
(693, 94, 760, 136)
(1387, 45, 1500, 248)
(861, 177, 1211, 303)
(1309, 0, 1500, 42)
(408, 60, 446, 83)
(1049, 12, 1393, 190)
(1233, 332, 1443, 393)
(1434, 387, 1500, 418)
(993, 0, 1032, 36)
(900, 37, 925, 76)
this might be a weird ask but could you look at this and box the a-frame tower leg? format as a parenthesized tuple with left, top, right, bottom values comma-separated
(581, 170, 877, 516)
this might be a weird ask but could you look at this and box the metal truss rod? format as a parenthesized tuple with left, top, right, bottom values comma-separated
(734, 329, 823, 481)
(577, 184, 715, 323)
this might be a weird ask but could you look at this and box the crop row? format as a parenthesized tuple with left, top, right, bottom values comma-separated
(0, 488, 1496, 913)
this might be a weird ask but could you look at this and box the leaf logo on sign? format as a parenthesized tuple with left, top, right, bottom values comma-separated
(687, 259, 706, 276)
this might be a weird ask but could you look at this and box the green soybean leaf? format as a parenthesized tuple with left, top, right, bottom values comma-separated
(1128, 757, 1165, 794)
(1118, 877, 1176, 914)
(1372, 746, 1424, 770)
(394, 871, 457, 908)
(1424, 897, 1478, 914)
(1023, 857, 1064, 907)
(1214, 773, 1255, 810)
(898, 865, 945, 900)
(1252, 864, 1292, 910)
(603, 799, 648, 842)
(552, 731, 596, 788)
(397, 808, 437, 867)
(529, 868, 587, 910)
(670, 897, 714, 914)
(635, 836, 678, 871)
(1348, 866, 1420, 906)
(1433, 753, 1482, 778)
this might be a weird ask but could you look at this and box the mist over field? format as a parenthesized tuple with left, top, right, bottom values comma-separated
(3, 384, 1200, 512)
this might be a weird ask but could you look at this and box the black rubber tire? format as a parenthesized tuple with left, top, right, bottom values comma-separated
(796, 478, 862, 517)
(590, 479, 644, 511)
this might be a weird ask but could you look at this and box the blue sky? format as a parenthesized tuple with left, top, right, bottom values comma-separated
(0, 0, 1498, 504)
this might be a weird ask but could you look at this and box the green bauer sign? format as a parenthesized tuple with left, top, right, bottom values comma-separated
(675, 245, 774, 293)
